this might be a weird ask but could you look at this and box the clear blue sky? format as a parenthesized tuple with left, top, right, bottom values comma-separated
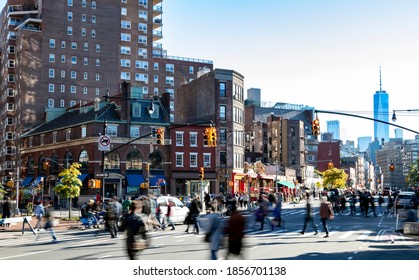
(2, 0, 419, 145)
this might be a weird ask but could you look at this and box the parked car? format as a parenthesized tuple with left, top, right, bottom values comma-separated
(395, 191, 418, 214)
(157, 196, 189, 224)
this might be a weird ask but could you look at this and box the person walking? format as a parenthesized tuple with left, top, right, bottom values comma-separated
(256, 194, 269, 230)
(225, 204, 245, 259)
(104, 197, 119, 238)
(165, 201, 176, 230)
(2, 196, 12, 227)
(205, 202, 222, 260)
(378, 193, 384, 214)
(319, 196, 334, 238)
(300, 193, 318, 235)
(350, 194, 356, 216)
(204, 192, 211, 213)
(120, 201, 148, 260)
(33, 202, 45, 230)
(185, 194, 202, 234)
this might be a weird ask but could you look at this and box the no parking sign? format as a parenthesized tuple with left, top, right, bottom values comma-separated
(98, 135, 111, 151)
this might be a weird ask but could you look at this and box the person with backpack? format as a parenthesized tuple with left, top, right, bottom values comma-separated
(120, 201, 148, 260)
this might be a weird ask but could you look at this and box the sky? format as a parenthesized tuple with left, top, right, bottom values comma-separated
(1, 0, 419, 145)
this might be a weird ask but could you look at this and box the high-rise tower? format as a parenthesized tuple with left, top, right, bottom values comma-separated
(373, 67, 389, 143)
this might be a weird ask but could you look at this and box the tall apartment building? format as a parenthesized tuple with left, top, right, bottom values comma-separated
(0, 0, 212, 184)
(326, 120, 340, 140)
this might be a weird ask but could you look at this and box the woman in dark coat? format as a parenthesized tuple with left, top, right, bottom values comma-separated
(2, 196, 12, 227)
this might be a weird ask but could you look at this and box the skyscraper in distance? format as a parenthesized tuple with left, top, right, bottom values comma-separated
(326, 120, 340, 140)
(373, 67, 390, 143)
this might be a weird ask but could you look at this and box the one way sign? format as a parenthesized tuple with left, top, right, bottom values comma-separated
(96, 173, 109, 178)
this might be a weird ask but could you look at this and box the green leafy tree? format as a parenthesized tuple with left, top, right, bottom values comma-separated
(54, 163, 82, 219)
(322, 167, 348, 189)
(406, 158, 419, 189)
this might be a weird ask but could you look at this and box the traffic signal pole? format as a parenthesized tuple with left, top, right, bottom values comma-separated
(314, 110, 419, 135)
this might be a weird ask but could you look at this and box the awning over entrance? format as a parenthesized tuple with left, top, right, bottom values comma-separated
(21, 177, 33, 187)
(78, 174, 89, 182)
(126, 174, 144, 187)
(150, 175, 165, 186)
(277, 180, 295, 189)
(34, 176, 44, 184)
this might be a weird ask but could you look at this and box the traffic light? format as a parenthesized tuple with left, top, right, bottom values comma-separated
(156, 128, 164, 145)
(43, 161, 49, 170)
(199, 167, 204, 180)
(203, 127, 211, 146)
(389, 163, 395, 171)
(209, 127, 217, 147)
(327, 162, 334, 169)
(312, 118, 320, 135)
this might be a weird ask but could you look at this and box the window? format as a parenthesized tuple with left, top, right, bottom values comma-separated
(138, 23, 147, 33)
(66, 129, 71, 141)
(121, 33, 132, 41)
(121, 72, 130, 80)
(135, 60, 148, 69)
(96, 59, 100, 66)
(203, 153, 211, 168)
(8, 74, 15, 82)
(138, 48, 147, 57)
(61, 85, 65, 92)
(8, 60, 15, 68)
(83, 87, 88, 94)
(71, 56, 77, 64)
(70, 100, 76, 107)
(166, 64, 174, 73)
(84, 72, 88, 80)
(220, 105, 226, 120)
(154, 75, 158, 83)
(67, 12, 73, 21)
(84, 57, 88, 65)
(82, 14, 86, 22)
(48, 84, 55, 93)
(154, 62, 158, 70)
(175, 132, 184, 146)
(92, 15, 96, 23)
(130, 126, 140, 138)
(7, 88, 14, 96)
(189, 66, 194, 74)
(165, 76, 174, 86)
(175, 153, 184, 167)
(49, 39, 55, 48)
(48, 99, 54, 107)
(49, 54, 55, 63)
(60, 99, 65, 107)
(6, 132, 14, 140)
(49, 68, 55, 78)
(95, 88, 100, 95)
(107, 125, 118, 136)
(84, 42, 88, 51)
(121, 59, 131, 67)
(61, 70, 65, 78)
(96, 44, 101, 52)
(121, 20, 131, 29)
(70, 86, 76, 93)
(67, 26, 72, 35)
(6, 103, 14, 111)
(91, 29, 96, 37)
(68, 0, 73, 6)
(81, 126, 87, 138)
(219, 82, 226, 97)
(61, 55, 66, 63)
(135, 73, 148, 83)
(121, 46, 131, 54)
(121, 8, 127, 16)
(139, 10, 147, 20)
(61, 41, 66, 48)
(190, 153, 198, 168)
(138, 35, 147, 44)
(81, 28, 86, 36)
(95, 73, 100, 81)
(82, 0, 86, 7)
(7, 117, 14, 125)
(190, 132, 198, 147)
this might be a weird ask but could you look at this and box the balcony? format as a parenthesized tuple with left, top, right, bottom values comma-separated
(152, 0, 162, 5)
(153, 30, 163, 41)
(153, 5, 163, 16)
(153, 18, 162, 29)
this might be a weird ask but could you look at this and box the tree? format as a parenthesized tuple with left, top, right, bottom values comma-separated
(54, 163, 82, 219)
(406, 158, 419, 188)
(321, 167, 348, 189)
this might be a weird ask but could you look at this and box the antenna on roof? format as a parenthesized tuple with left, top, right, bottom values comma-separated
(379, 66, 382, 92)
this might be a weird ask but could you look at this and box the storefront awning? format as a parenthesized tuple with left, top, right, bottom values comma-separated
(21, 177, 33, 187)
(277, 180, 295, 189)
(126, 174, 144, 187)
(78, 174, 89, 182)
(150, 175, 166, 186)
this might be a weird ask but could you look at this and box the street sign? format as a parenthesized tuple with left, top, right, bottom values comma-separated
(98, 135, 111, 151)
(96, 173, 109, 178)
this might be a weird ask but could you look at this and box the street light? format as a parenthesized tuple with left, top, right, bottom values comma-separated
(392, 109, 419, 122)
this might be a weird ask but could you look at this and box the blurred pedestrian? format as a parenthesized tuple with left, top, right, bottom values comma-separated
(185, 194, 202, 234)
(255, 194, 269, 230)
(105, 197, 119, 238)
(319, 196, 334, 238)
(300, 193, 318, 235)
(43, 205, 58, 242)
(2, 196, 12, 227)
(204, 192, 211, 213)
(164, 201, 176, 230)
(120, 201, 148, 260)
(225, 204, 245, 259)
(350, 194, 356, 216)
(33, 203, 45, 230)
(205, 202, 222, 260)
(378, 194, 384, 214)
